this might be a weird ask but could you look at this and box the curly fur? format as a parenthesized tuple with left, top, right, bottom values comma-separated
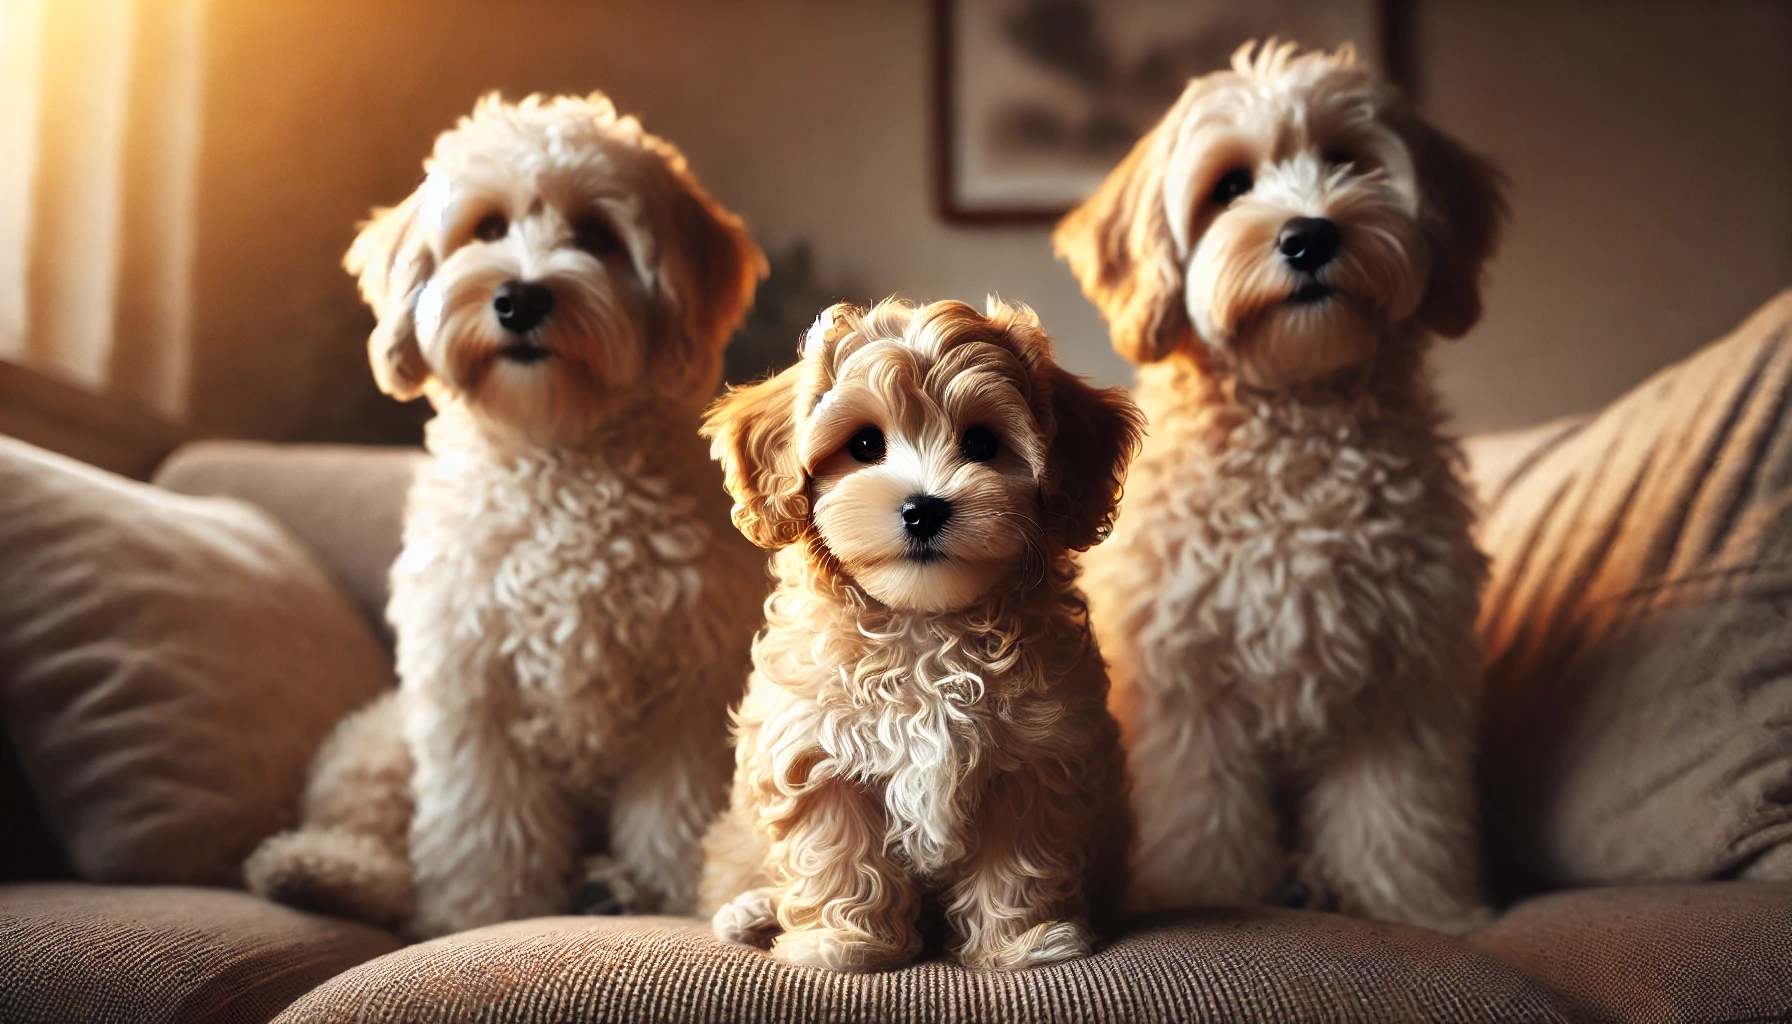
(245, 92, 768, 938)
(698, 299, 1140, 971)
(244, 692, 412, 929)
(1055, 42, 1507, 935)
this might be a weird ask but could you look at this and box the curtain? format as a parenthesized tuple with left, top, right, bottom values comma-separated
(0, 0, 203, 423)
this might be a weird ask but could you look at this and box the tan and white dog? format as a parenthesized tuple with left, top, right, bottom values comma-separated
(1056, 42, 1507, 935)
(697, 298, 1141, 971)
(245, 92, 768, 938)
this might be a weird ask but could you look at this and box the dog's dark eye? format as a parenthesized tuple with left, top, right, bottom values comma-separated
(1211, 169, 1253, 206)
(960, 426, 999, 463)
(473, 214, 508, 242)
(573, 215, 621, 256)
(847, 426, 885, 463)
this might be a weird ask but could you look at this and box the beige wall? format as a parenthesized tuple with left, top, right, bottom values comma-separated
(181, 0, 1792, 442)
(1424, 0, 1792, 431)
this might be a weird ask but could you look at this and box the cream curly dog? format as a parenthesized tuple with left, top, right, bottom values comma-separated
(245, 92, 768, 938)
(1055, 42, 1507, 934)
(697, 298, 1141, 971)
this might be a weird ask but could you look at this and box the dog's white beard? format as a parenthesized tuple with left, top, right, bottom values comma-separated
(1186, 186, 1428, 390)
(418, 258, 647, 444)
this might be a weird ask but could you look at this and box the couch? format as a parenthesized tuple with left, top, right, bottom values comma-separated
(6, 292, 1792, 1023)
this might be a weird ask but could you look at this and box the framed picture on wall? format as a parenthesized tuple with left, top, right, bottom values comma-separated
(932, 0, 1407, 224)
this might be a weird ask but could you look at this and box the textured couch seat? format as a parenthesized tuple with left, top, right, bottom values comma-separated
(1472, 883, 1792, 1024)
(0, 884, 402, 1024)
(270, 910, 1565, 1023)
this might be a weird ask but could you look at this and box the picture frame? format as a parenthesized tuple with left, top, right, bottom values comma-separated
(932, 0, 1409, 224)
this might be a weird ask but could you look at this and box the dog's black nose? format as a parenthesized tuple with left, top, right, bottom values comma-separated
(900, 496, 952, 541)
(1277, 217, 1341, 273)
(493, 281, 554, 334)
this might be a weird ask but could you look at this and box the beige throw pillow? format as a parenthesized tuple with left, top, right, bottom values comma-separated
(1469, 289, 1792, 893)
(0, 436, 394, 886)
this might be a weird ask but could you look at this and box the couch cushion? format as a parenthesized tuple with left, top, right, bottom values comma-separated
(1471, 882, 1792, 1024)
(0, 883, 402, 1024)
(0, 437, 395, 886)
(154, 441, 421, 647)
(272, 911, 1567, 1023)
(1465, 288, 1792, 893)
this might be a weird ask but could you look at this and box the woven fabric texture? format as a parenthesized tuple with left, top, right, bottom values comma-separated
(1472, 882, 1792, 1024)
(273, 911, 1567, 1024)
(0, 883, 402, 1024)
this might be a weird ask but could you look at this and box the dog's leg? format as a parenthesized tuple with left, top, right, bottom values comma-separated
(404, 691, 579, 938)
(699, 791, 771, 919)
(604, 705, 734, 916)
(245, 691, 413, 928)
(1126, 697, 1282, 912)
(946, 768, 1094, 970)
(767, 777, 920, 972)
(704, 801, 778, 947)
(1300, 699, 1490, 935)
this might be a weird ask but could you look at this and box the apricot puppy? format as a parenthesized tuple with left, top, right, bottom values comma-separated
(698, 298, 1141, 971)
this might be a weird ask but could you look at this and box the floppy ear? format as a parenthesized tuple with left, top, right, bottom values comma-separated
(1393, 107, 1509, 338)
(1053, 123, 1189, 365)
(700, 367, 807, 549)
(1039, 366, 1145, 551)
(646, 136, 769, 407)
(344, 189, 435, 400)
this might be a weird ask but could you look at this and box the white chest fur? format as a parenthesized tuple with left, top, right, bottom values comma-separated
(390, 416, 748, 775)
(817, 623, 994, 877)
(750, 574, 1065, 880)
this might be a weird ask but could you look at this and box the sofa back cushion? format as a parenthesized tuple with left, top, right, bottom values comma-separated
(154, 442, 422, 649)
(0, 436, 395, 886)
(1469, 289, 1792, 893)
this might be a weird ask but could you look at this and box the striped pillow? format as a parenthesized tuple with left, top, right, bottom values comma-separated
(1469, 289, 1792, 894)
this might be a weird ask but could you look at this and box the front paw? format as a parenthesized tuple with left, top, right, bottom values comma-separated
(712, 888, 779, 948)
(573, 856, 644, 916)
(244, 828, 412, 929)
(956, 919, 1092, 970)
(772, 925, 917, 972)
